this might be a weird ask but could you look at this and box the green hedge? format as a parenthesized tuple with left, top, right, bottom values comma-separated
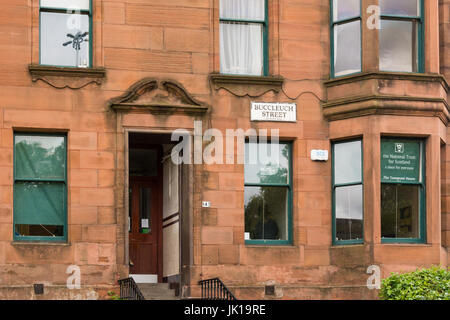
(379, 266, 450, 300)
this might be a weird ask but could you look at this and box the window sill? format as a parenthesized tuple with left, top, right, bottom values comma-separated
(28, 64, 106, 89)
(379, 241, 429, 246)
(244, 244, 297, 248)
(210, 73, 284, 97)
(245, 241, 294, 247)
(11, 241, 70, 246)
(332, 242, 364, 247)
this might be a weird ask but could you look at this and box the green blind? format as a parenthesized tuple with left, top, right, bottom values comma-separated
(14, 133, 67, 241)
(14, 182, 65, 225)
(15, 135, 66, 180)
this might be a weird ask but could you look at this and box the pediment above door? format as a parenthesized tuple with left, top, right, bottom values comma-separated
(109, 78, 209, 115)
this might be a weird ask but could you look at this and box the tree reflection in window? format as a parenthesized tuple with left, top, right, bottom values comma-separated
(244, 142, 290, 242)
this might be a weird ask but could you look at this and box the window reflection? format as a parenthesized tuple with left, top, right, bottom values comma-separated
(244, 141, 291, 243)
(381, 184, 420, 239)
(41, 12, 90, 67)
(245, 142, 289, 184)
(334, 140, 362, 185)
(332, 139, 363, 243)
(380, 20, 418, 72)
(380, 0, 419, 16)
(245, 186, 288, 241)
(14, 135, 65, 180)
(333, 0, 360, 21)
(334, 20, 361, 77)
(335, 185, 363, 241)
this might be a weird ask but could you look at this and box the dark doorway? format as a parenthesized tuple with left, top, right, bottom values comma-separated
(128, 134, 163, 281)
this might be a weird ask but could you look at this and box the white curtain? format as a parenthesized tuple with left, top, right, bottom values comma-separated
(41, 0, 90, 10)
(220, 23, 263, 75)
(220, 0, 264, 76)
(220, 0, 265, 20)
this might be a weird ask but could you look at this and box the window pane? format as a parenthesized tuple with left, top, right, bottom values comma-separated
(380, 0, 419, 16)
(333, 0, 360, 21)
(15, 224, 63, 237)
(334, 140, 362, 185)
(41, 12, 90, 67)
(245, 186, 288, 241)
(129, 188, 132, 233)
(334, 20, 361, 77)
(245, 142, 289, 184)
(381, 184, 420, 239)
(379, 19, 418, 72)
(220, 0, 265, 20)
(139, 187, 152, 234)
(335, 185, 363, 241)
(14, 182, 65, 226)
(41, 0, 90, 11)
(220, 22, 263, 76)
(15, 135, 65, 180)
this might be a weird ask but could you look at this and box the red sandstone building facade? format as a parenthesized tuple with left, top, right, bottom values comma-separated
(0, 0, 449, 300)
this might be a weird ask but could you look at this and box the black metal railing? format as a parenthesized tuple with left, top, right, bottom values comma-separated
(198, 278, 236, 300)
(118, 277, 145, 300)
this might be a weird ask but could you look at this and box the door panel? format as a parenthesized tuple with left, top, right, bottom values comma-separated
(129, 243, 157, 274)
(129, 180, 161, 275)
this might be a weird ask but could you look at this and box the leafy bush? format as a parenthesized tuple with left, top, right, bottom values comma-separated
(379, 266, 450, 300)
(107, 291, 122, 300)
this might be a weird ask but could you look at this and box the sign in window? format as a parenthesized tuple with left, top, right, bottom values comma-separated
(380, 138, 425, 242)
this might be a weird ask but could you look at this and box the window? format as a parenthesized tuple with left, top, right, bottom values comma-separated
(380, 138, 425, 243)
(379, 0, 423, 72)
(332, 139, 363, 244)
(244, 141, 292, 244)
(220, 0, 267, 76)
(40, 0, 92, 67)
(13, 133, 67, 242)
(331, 0, 361, 77)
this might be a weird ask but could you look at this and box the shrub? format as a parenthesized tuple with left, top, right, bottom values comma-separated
(379, 266, 450, 300)
(107, 291, 122, 300)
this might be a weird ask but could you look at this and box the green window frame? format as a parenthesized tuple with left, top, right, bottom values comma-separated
(330, 0, 362, 78)
(39, 0, 93, 68)
(379, 0, 424, 73)
(380, 138, 426, 244)
(219, 0, 268, 76)
(244, 141, 293, 245)
(332, 138, 364, 245)
(13, 132, 68, 242)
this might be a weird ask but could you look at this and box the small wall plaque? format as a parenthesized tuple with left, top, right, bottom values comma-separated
(202, 201, 211, 208)
(311, 150, 328, 161)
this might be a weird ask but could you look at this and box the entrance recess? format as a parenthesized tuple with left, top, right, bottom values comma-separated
(111, 79, 204, 295)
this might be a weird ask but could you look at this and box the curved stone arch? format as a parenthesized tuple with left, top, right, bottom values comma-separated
(108, 78, 208, 115)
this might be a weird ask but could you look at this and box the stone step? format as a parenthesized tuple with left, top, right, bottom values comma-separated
(136, 283, 179, 300)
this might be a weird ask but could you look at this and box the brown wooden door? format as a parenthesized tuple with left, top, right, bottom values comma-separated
(129, 179, 162, 277)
